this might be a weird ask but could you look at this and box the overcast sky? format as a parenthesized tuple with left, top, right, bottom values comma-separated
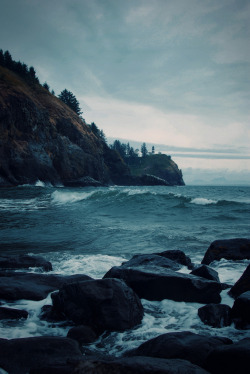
(1, 0, 249, 183)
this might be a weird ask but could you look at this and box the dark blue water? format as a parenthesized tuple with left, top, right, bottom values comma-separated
(0, 184, 250, 352)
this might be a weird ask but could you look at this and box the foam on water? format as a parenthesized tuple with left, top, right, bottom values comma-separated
(190, 197, 217, 205)
(51, 190, 96, 205)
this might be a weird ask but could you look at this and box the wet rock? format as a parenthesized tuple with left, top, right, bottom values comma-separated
(229, 264, 250, 298)
(39, 305, 66, 322)
(0, 272, 92, 301)
(103, 267, 222, 303)
(64, 176, 103, 187)
(0, 254, 52, 272)
(72, 357, 210, 373)
(205, 338, 250, 374)
(201, 238, 250, 265)
(231, 291, 250, 329)
(0, 336, 82, 374)
(155, 249, 194, 269)
(51, 278, 143, 334)
(0, 306, 28, 320)
(128, 331, 232, 369)
(191, 265, 220, 282)
(67, 325, 97, 345)
(198, 304, 232, 328)
(121, 254, 182, 271)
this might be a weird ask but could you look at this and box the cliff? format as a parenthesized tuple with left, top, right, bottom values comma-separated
(0, 66, 130, 187)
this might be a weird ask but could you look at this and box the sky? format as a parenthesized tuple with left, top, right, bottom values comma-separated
(0, 0, 250, 184)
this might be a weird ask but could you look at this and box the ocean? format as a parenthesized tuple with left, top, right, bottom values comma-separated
(0, 184, 250, 355)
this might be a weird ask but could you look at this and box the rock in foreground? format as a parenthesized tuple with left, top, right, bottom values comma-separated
(51, 278, 143, 334)
(0, 254, 52, 272)
(229, 264, 250, 298)
(104, 267, 222, 303)
(202, 239, 250, 265)
(198, 304, 232, 328)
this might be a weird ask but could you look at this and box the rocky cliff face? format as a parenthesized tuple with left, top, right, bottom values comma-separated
(0, 66, 130, 186)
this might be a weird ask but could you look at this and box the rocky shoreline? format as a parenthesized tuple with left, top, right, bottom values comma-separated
(0, 238, 250, 373)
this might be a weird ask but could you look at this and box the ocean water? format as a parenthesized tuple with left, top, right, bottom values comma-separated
(0, 184, 250, 355)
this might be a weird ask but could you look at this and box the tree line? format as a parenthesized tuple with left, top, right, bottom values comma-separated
(110, 140, 155, 162)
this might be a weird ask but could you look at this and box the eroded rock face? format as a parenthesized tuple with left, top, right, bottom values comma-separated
(128, 331, 232, 369)
(201, 239, 250, 265)
(51, 278, 144, 334)
(103, 266, 222, 303)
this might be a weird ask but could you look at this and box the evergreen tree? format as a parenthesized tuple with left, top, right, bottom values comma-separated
(43, 82, 50, 91)
(141, 142, 148, 157)
(58, 89, 82, 115)
(3, 50, 13, 68)
(0, 49, 4, 66)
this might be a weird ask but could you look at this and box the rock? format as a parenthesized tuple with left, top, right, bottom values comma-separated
(229, 264, 250, 298)
(231, 291, 250, 328)
(0, 254, 52, 271)
(121, 254, 182, 271)
(155, 249, 194, 269)
(0, 306, 28, 320)
(51, 278, 143, 334)
(64, 176, 103, 187)
(198, 304, 232, 328)
(205, 338, 250, 374)
(39, 305, 66, 322)
(0, 272, 92, 301)
(72, 357, 209, 373)
(128, 331, 232, 369)
(0, 336, 83, 374)
(201, 238, 250, 265)
(67, 325, 97, 345)
(103, 267, 222, 303)
(191, 265, 220, 282)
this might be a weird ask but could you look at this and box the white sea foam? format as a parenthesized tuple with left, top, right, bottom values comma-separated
(190, 197, 217, 205)
(51, 190, 96, 204)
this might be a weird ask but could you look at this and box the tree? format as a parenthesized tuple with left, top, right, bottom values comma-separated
(89, 122, 106, 142)
(152, 146, 155, 154)
(141, 142, 148, 157)
(43, 82, 50, 91)
(58, 89, 82, 115)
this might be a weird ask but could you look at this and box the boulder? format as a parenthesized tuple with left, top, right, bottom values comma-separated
(121, 254, 182, 271)
(0, 272, 92, 301)
(103, 267, 222, 303)
(0, 336, 83, 374)
(155, 249, 193, 269)
(191, 265, 220, 283)
(198, 304, 232, 328)
(39, 305, 66, 322)
(0, 306, 28, 320)
(205, 338, 250, 374)
(229, 264, 250, 298)
(67, 325, 97, 345)
(71, 357, 210, 374)
(202, 238, 250, 265)
(0, 254, 52, 271)
(51, 278, 143, 334)
(231, 291, 250, 329)
(128, 331, 232, 369)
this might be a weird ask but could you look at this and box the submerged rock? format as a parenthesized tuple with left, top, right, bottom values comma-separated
(51, 278, 143, 334)
(0, 254, 52, 272)
(155, 249, 194, 269)
(0, 272, 92, 301)
(198, 304, 232, 328)
(205, 338, 250, 374)
(0, 336, 83, 374)
(128, 331, 232, 369)
(231, 291, 250, 329)
(0, 306, 28, 320)
(191, 265, 220, 283)
(103, 266, 222, 303)
(201, 238, 250, 265)
(229, 264, 250, 298)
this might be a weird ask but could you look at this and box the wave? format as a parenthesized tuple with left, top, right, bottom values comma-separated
(190, 197, 217, 205)
(51, 190, 96, 204)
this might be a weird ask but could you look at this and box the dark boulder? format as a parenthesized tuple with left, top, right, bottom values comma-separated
(0, 336, 83, 374)
(39, 305, 66, 322)
(198, 304, 232, 328)
(71, 357, 210, 373)
(0, 254, 52, 271)
(0, 272, 92, 301)
(67, 325, 97, 345)
(103, 267, 222, 303)
(202, 238, 250, 265)
(155, 249, 194, 269)
(229, 264, 250, 298)
(191, 265, 220, 283)
(128, 331, 232, 369)
(0, 306, 28, 320)
(205, 338, 250, 374)
(231, 291, 250, 329)
(121, 254, 182, 271)
(51, 278, 143, 334)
